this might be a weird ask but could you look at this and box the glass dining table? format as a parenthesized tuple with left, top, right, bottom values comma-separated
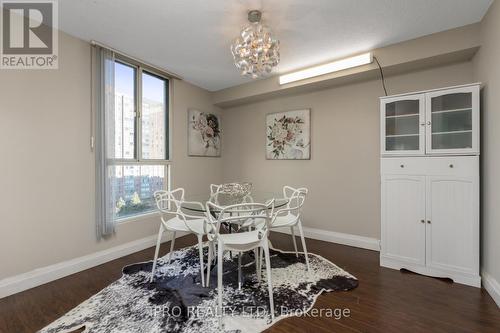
(180, 190, 286, 262)
(181, 191, 288, 213)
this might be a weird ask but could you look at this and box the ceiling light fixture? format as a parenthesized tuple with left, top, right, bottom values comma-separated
(231, 10, 280, 79)
(279, 52, 373, 85)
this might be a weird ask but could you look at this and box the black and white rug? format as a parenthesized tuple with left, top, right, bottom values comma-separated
(39, 244, 358, 333)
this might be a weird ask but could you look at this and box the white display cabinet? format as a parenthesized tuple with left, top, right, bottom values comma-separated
(379, 83, 481, 287)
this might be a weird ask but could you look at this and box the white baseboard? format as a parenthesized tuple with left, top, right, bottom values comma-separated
(0, 226, 378, 299)
(0, 232, 182, 299)
(272, 226, 380, 251)
(482, 270, 500, 308)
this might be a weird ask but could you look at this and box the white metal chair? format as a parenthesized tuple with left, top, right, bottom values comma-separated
(151, 188, 209, 286)
(273, 186, 309, 271)
(247, 186, 310, 271)
(205, 200, 275, 329)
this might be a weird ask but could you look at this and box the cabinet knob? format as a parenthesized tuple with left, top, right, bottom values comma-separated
(420, 219, 425, 224)
(400, 164, 404, 168)
(427, 121, 431, 125)
(427, 220, 431, 224)
(449, 164, 454, 168)
(420, 122, 426, 126)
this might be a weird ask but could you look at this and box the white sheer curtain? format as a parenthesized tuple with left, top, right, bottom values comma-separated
(93, 45, 116, 239)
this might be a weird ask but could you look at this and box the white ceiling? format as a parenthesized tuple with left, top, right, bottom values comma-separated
(59, 0, 492, 91)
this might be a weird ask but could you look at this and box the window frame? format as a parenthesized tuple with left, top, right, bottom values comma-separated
(111, 56, 171, 163)
(112, 60, 137, 160)
(110, 54, 172, 221)
(140, 70, 170, 161)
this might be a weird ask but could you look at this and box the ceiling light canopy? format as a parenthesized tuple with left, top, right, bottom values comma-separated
(279, 52, 373, 85)
(231, 10, 280, 79)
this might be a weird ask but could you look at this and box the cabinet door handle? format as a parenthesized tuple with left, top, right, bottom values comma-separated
(420, 219, 425, 224)
(449, 164, 454, 168)
(427, 220, 431, 224)
(420, 122, 426, 126)
(400, 164, 404, 168)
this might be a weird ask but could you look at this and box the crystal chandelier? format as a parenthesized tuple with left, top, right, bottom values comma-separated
(231, 10, 280, 78)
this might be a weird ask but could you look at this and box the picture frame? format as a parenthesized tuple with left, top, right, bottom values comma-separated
(187, 109, 221, 157)
(266, 108, 311, 160)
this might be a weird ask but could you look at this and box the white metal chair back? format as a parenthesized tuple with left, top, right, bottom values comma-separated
(209, 184, 222, 203)
(209, 183, 254, 206)
(154, 188, 184, 212)
(274, 186, 307, 223)
(205, 200, 274, 242)
(210, 184, 221, 193)
(154, 188, 206, 235)
(283, 186, 308, 201)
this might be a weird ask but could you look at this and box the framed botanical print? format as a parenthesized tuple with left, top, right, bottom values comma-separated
(188, 109, 221, 157)
(266, 109, 311, 160)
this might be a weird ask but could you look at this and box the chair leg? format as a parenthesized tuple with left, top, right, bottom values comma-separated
(297, 220, 310, 271)
(259, 247, 264, 270)
(197, 235, 205, 287)
(206, 241, 213, 287)
(167, 231, 177, 265)
(213, 242, 217, 261)
(290, 226, 298, 257)
(150, 224, 164, 282)
(263, 240, 275, 321)
(217, 240, 224, 330)
(254, 248, 261, 282)
(238, 252, 242, 290)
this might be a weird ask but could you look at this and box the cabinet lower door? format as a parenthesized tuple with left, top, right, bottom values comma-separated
(381, 175, 426, 265)
(426, 176, 477, 274)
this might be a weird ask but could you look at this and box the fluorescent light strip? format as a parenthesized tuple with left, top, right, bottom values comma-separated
(279, 52, 373, 85)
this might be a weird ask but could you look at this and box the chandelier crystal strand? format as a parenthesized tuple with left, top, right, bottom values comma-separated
(231, 10, 280, 78)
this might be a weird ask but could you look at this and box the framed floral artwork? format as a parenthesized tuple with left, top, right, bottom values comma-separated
(266, 109, 311, 160)
(188, 109, 221, 157)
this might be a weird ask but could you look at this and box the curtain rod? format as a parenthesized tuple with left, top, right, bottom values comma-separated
(90, 40, 182, 80)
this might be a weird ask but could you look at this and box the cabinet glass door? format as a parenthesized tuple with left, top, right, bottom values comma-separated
(381, 94, 425, 155)
(426, 86, 479, 154)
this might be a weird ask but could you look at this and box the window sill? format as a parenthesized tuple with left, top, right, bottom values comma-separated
(117, 211, 158, 224)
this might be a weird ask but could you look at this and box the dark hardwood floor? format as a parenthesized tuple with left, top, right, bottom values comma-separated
(0, 232, 499, 333)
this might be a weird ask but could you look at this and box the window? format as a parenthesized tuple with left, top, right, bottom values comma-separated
(110, 60, 170, 219)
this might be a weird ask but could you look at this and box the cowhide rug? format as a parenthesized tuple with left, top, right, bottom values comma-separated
(39, 244, 358, 333)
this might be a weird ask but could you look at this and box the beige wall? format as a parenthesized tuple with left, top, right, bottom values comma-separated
(473, 0, 500, 284)
(221, 62, 474, 239)
(0, 31, 222, 279)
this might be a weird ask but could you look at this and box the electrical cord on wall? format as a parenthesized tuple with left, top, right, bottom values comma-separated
(373, 56, 388, 96)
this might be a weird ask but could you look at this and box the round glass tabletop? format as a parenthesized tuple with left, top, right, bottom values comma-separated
(181, 191, 288, 212)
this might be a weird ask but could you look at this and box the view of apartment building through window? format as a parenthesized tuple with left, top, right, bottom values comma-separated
(111, 61, 169, 219)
